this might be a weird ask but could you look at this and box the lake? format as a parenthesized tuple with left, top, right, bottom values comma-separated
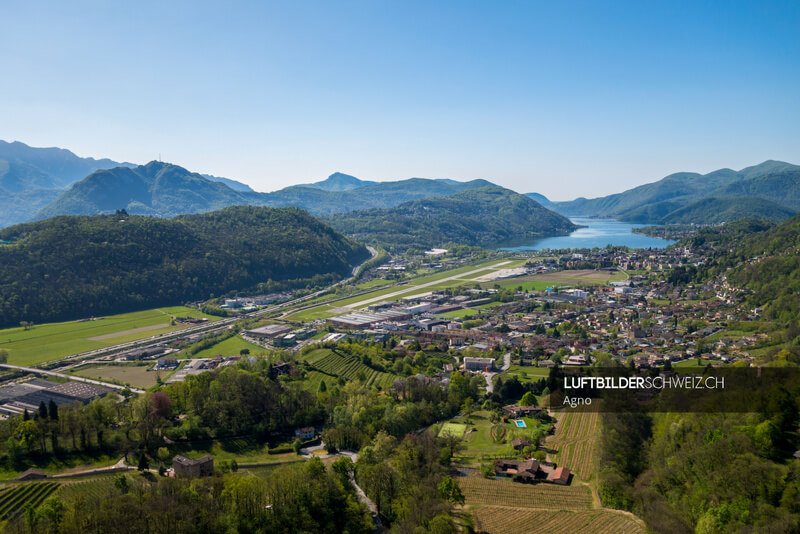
(496, 217, 676, 251)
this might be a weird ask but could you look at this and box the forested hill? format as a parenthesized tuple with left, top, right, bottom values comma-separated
(552, 160, 800, 224)
(0, 206, 368, 327)
(324, 185, 577, 251)
(34, 161, 496, 222)
(659, 196, 796, 224)
(673, 214, 800, 321)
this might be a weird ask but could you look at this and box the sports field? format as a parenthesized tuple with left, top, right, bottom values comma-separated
(439, 422, 468, 438)
(0, 306, 214, 366)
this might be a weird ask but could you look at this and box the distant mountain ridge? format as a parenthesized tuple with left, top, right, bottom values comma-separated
(324, 185, 577, 251)
(36, 163, 497, 221)
(0, 141, 137, 228)
(551, 160, 800, 224)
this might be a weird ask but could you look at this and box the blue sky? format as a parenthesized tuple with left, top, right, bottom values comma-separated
(2, 1, 798, 199)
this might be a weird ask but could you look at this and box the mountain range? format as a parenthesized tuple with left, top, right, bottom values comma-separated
(33, 161, 497, 221)
(544, 160, 800, 224)
(5, 140, 800, 232)
(0, 141, 252, 228)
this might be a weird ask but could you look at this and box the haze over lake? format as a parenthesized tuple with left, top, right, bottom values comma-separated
(497, 217, 676, 251)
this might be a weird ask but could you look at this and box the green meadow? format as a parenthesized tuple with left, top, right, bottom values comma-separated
(0, 306, 213, 366)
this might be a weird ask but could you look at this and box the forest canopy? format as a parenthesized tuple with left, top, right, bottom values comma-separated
(0, 206, 368, 327)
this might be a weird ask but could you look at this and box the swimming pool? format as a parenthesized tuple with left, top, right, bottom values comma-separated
(515, 420, 527, 428)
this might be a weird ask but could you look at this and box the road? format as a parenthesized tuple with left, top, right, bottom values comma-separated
(0, 364, 146, 394)
(483, 353, 511, 394)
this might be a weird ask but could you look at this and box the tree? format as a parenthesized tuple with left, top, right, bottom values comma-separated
(138, 453, 149, 471)
(318, 380, 327, 393)
(38, 401, 48, 420)
(240, 348, 250, 356)
(114, 474, 129, 493)
(428, 514, 459, 534)
(520, 391, 538, 407)
(293, 438, 303, 454)
(157, 446, 171, 463)
(461, 398, 474, 422)
(437, 475, 465, 505)
(48, 399, 59, 420)
(0, 349, 7, 364)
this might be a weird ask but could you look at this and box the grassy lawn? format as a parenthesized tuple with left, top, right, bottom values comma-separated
(503, 365, 551, 383)
(285, 305, 341, 322)
(71, 363, 160, 388)
(187, 335, 267, 359)
(167, 437, 302, 465)
(0, 306, 214, 366)
(437, 308, 480, 319)
(484, 279, 567, 292)
(451, 411, 548, 462)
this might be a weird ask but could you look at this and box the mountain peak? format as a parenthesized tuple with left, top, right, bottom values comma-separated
(308, 172, 376, 192)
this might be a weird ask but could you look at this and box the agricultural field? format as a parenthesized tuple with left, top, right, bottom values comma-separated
(71, 363, 159, 388)
(548, 409, 600, 479)
(0, 482, 60, 521)
(471, 506, 645, 534)
(0, 306, 214, 366)
(56, 473, 124, 501)
(458, 473, 593, 510)
(307, 350, 396, 389)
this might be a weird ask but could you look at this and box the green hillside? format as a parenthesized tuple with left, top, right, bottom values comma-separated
(553, 160, 800, 224)
(0, 206, 367, 327)
(660, 196, 795, 224)
(325, 185, 577, 251)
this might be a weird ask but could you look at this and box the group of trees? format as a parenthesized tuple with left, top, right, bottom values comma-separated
(598, 393, 800, 532)
(7, 458, 374, 534)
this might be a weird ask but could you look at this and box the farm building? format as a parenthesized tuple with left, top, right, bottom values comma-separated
(503, 404, 542, 418)
(173, 455, 214, 478)
(494, 459, 572, 485)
